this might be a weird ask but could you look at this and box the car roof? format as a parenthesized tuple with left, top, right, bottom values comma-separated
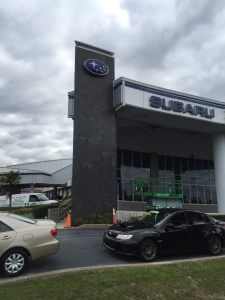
(12, 193, 42, 196)
(0, 213, 37, 229)
(148, 208, 210, 215)
(155, 208, 213, 217)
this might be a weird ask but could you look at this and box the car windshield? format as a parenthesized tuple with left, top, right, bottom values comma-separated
(138, 211, 169, 226)
(8, 213, 37, 224)
(38, 194, 49, 201)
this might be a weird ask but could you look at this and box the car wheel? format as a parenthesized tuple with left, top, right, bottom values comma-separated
(1, 249, 29, 277)
(207, 235, 222, 255)
(138, 239, 158, 262)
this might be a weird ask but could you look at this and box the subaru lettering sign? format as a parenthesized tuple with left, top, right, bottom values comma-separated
(84, 59, 109, 76)
(149, 95, 215, 119)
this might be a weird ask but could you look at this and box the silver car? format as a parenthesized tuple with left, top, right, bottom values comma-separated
(0, 212, 60, 277)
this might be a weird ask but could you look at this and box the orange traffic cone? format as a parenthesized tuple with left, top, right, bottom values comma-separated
(64, 211, 71, 228)
(112, 208, 117, 224)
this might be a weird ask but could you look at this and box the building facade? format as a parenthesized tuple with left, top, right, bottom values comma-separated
(4, 159, 72, 199)
(70, 41, 225, 220)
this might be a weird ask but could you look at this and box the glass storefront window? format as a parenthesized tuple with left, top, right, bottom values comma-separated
(117, 179, 122, 200)
(197, 186, 205, 204)
(180, 158, 188, 174)
(121, 165, 132, 179)
(203, 160, 209, 170)
(196, 176, 203, 185)
(117, 149, 122, 168)
(123, 181, 133, 201)
(134, 195, 143, 202)
(174, 157, 180, 175)
(117, 149, 151, 202)
(133, 151, 142, 168)
(142, 152, 150, 168)
(183, 185, 190, 203)
(196, 159, 203, 171)
(209, 160, 214, 169)
(205, 187, 212, 204)
(117, 149, 216, 205)
(212, 187, 217, 204)
(181, 175, 189, 184)
(190, 185, 198, 204)
(132, 167, 150, 179)
(188, 157, 196, 171)
(190, 177, 196, 185)
(203, 175, 210, 185)
(166, 156, 173, 172)
(159, 155, 166, 170)
(210, 171, 215, 185)
(123, 150, 132, 166)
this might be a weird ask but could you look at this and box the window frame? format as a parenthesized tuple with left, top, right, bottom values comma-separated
(29, 195, 40, 203)
(167, 212, 187, 227)
(187, 211, 211, 225)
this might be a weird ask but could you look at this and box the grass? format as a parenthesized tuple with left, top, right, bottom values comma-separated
(1, 258, 225, 300)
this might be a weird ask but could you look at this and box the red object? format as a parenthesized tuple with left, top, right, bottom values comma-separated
(50, 228, 57, 236)
(64, 211, 72, 228)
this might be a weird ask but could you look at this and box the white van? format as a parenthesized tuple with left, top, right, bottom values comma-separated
(0, 195, 9, 207)
(0, 193, 58, 207)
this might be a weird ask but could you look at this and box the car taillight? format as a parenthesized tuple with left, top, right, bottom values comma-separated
(50, 228, 57, 236)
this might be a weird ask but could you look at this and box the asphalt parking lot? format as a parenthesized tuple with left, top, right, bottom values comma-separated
(0, 228, 225, 280)
(31, 229, 141, 273)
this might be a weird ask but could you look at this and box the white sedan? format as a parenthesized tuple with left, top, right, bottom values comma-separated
(0, 213, 60, 277)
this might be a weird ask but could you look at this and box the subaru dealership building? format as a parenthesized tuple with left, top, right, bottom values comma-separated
(69, 41, 225, 220)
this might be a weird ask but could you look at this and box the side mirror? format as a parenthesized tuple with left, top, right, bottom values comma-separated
(165, 223, 175, 231)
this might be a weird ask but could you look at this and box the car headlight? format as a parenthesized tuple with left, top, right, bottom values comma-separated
(116, 234, 133, 240)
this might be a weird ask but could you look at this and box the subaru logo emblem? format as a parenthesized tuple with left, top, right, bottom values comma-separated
(84, 59, 109, 76)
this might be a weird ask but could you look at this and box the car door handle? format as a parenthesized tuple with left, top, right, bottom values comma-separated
(1, 236, 12, 240)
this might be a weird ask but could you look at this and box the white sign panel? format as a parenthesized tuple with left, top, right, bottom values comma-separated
(123, 84, 225, 125)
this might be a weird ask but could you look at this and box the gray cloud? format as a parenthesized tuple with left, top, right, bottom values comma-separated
(0, 0, 225, 165)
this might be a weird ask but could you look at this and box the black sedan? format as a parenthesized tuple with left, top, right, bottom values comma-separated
(103, 209, 225, 261)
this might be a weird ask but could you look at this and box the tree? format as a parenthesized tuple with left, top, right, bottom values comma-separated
(0, 170, 21, 207)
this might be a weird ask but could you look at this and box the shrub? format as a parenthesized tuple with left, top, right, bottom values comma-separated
(74, 213, 112, 226)
(0, 205, 56, 219)
(209, 214, 225, 222)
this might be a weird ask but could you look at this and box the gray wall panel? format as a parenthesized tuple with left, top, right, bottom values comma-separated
(52, 165, 72, 185)
(9, 159, 72, 174)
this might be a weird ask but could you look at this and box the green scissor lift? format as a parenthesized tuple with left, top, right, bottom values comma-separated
(133, 177, 183, 210)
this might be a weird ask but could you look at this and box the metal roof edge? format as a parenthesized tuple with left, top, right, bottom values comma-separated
(114, 77, 225, 108)
(75, 41, 114, 57)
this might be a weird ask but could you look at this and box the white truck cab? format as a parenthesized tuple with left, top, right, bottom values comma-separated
(0, 193, 58, 207)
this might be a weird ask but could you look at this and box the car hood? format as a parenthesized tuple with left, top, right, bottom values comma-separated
(42, 200, 58, 205)
(109, 220, 155, 232)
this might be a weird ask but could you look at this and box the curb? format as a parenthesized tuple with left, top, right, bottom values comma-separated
(1, 254, 225, 285)
(76, 224, 111, 230)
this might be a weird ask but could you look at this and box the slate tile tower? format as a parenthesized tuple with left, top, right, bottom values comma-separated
(71, 41, 117, 222)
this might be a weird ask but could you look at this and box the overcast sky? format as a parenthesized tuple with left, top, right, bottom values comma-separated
(1, 0, 225, 166)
